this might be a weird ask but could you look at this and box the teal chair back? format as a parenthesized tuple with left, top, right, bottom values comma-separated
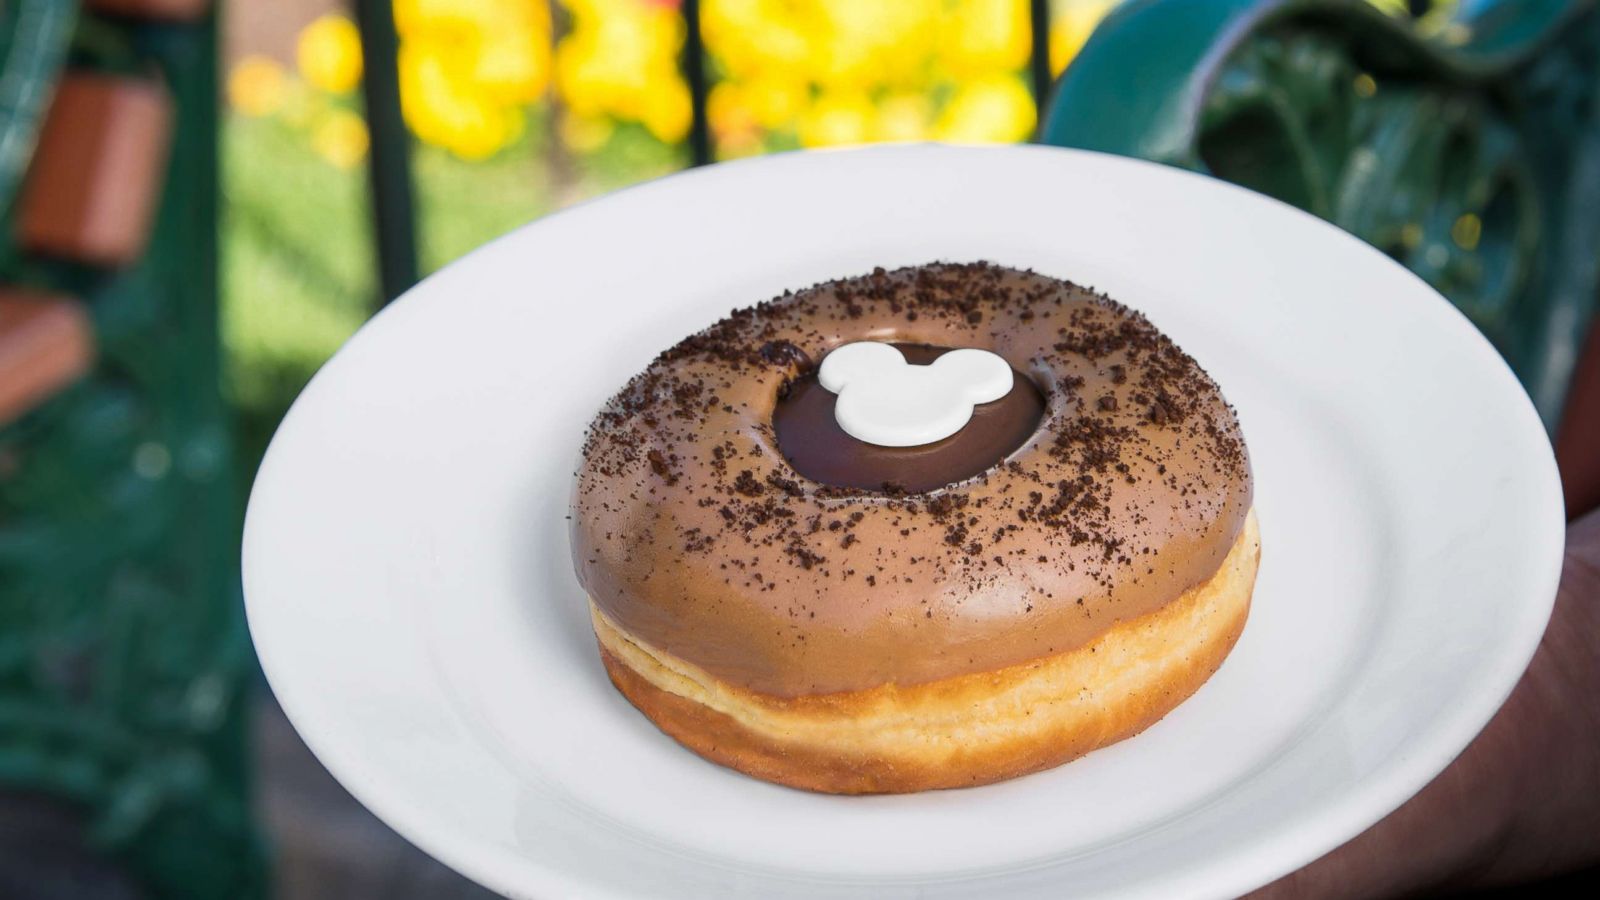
(1042, 0, 1600, 434)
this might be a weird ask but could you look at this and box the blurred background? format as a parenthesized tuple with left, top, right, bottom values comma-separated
(222, 0, 1114, 477)
(2, 0, 1598, 897)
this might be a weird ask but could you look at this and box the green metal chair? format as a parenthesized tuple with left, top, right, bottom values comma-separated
(1041, 0, 1600, 490)
(0, 2, 263, 897)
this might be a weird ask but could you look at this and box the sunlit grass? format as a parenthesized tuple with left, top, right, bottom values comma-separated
(220, 108, 685, 494)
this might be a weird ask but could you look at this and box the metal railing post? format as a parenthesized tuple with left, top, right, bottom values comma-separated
(683, 0, 713, 166)
(1030, 0, 1053, 123)
(355, 0, 420, 306)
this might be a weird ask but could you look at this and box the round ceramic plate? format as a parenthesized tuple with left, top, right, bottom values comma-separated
(243, 145, 1564, 899)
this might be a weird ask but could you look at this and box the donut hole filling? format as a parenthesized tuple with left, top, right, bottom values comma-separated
(772, 343, 1046, 493)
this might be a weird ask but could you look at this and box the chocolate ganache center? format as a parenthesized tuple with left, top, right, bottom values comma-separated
(772, 343, 1046, 493)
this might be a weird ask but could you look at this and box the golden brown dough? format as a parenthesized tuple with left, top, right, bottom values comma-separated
(593, 512, 1257, 794)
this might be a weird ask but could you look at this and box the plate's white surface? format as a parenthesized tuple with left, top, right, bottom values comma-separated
(243, 145, 1564, 900)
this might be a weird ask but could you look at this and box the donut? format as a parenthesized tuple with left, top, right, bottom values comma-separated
(571, 261, 1258, 794)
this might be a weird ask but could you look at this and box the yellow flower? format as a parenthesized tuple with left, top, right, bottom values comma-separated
(798, 90, 875, 147)
(312, 108, 371, 169)
(703, 1, 1051, 151)
(941, 0, 1031, 78)
(704, 0, 810, 80)
(563, 0, 1065, 153)
(1050, 0, 1117, 75)
(298, 14, 364, 94)
(401, 39, 522, 159)
(228, 55, 289, 117)
(875, 92, 932, 143)
(935, 73, 1036, 143)
(810, 0, 939, 91)
(555, 0, 690, 143)
(391, 0, 551, 158)
(559, 111, 616, 153)
(640, 79, 692, 143)
(742, 75, 808, 130)
(708, 82, 757, 143)
(398, 0, 552, 103)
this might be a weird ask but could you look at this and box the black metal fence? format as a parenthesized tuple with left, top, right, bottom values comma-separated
(353, 0, 1056, 306)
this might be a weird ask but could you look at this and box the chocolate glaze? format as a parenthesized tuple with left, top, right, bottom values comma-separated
(570, 262, 1253, 697)
(773, 343, 1046, 493)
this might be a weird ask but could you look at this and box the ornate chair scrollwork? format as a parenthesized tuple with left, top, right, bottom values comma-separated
(1042, 0, 1600, 511)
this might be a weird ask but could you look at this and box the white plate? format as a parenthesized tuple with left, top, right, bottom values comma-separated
(243, 145, 1564, 899)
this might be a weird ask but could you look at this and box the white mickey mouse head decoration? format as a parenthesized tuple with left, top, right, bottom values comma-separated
(818, 342, 1015, 447)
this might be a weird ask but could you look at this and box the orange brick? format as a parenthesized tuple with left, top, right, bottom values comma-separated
(0, 290, 94, 428)
(17, 74, 173, 267)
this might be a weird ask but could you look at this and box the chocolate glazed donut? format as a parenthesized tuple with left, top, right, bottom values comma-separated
(571, 262, 1258, 793)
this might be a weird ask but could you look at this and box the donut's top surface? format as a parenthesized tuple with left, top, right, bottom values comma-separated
(570, 262, 1252, 696)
